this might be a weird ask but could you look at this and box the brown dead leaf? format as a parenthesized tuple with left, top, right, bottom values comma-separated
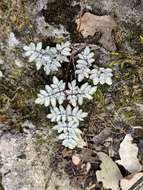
(96, 152, 123, 190)
(120, 172, 143, 190)
(76, 12, 117, 51)
(116, 134, 142, 173)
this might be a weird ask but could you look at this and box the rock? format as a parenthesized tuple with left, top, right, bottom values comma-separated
(0, 127, 74, 190)
(76, 12, 117, 51)
(46, 172, 75, 190)
(87, 0, 143, 52)
(35, 16, 49, 37)
(36, 16, 69, 39)
(30, 0, 56, 14)
(88, 0, 143, 24)
(72, 154, 81, 166)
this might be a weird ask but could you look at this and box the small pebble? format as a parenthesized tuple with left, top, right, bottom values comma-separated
(72, 154, 81, 165)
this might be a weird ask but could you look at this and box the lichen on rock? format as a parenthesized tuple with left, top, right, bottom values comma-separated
(0, 124, 74, 190)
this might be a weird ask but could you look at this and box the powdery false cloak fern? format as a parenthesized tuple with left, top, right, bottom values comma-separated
(35, 76, 66, 107)
(67, 81, 97, 106)
(23, 42, 113, 149)
(75, 47, 95, 82)
(90, 67, 113, 85)
(23, 41, 71, 74)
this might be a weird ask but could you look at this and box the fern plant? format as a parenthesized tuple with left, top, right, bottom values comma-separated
(23, 41, 113, 149)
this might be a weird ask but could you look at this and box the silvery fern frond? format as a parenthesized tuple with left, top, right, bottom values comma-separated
(42, 46, 61, 75)
(75, 65, 91, 82)
(57, 123, 86, 149)
(23, 42, 42, 60)
(66, 80, 97, 106)
(98, 68, 113, 85)
(43, 42, 71, 74)
(66, 80, 79, 106)
(75, 47, 95, 82)
(35, 76, 65, 107)
(23, 42, 50, 70)
(59, 132, 86, 149)
(69, 106, 88, 124)
(53, 121, 79, 133)
(78, 83, 97, 104)
(47, 105, 88, 124)
(23, 41, 71, 75)
(56, 41, 71, 58)
(77, 47, 95, 64)
(90, 67, 113, 85)
(90, 67, 101, 85)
